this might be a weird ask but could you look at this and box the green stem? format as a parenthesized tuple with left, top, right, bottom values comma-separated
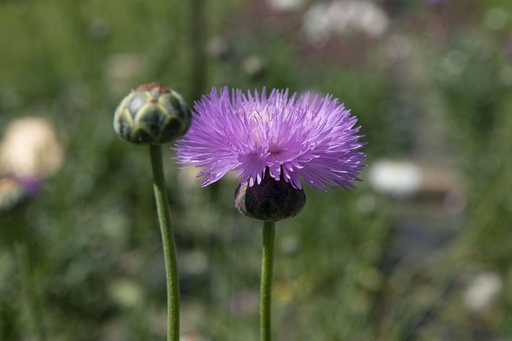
(260, 221, 276, 341)
(149, 144, 180, 341)
(14, 226, 47, 341)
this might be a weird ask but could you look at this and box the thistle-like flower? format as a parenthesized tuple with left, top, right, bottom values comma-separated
(175, 87, 366, 339)
(175, 87, 366, 192)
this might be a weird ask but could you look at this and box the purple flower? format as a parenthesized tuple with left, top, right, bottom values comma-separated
(174, 87, 366, 191)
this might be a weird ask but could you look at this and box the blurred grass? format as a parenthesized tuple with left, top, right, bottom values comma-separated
(1, 0, 512, 340)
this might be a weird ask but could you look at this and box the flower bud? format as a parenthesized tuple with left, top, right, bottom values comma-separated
(234, 176, 306, 222)
(113, 83, 191, 145)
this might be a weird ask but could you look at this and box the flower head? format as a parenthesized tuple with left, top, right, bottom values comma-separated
(175, 87, 366, 191)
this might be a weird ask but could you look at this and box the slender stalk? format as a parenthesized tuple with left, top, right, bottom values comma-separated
(149, 144, 180, 341)
(260, 221, 276, 341)
(14, 225, 47, 341)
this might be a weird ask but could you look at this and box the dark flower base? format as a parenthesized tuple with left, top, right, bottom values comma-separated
(234, 176, 306, 222)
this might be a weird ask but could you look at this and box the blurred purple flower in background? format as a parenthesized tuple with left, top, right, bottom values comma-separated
(175, 87, 366, 191)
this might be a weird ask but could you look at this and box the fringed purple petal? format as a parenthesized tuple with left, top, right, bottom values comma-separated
(174, 87, 366, 191)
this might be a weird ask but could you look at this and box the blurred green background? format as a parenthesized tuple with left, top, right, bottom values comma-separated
(1, 0, 512, 340)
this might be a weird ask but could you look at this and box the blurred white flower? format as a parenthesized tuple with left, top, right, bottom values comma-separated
(464, 272, 502, 313)
(368, 160, 421, 198)
(266, 0, 305, 12)
(108, 279, 145, 309)
(0, 117, 63, 178)
(206, 35, 232, 61)
(241, 55, 266, 77)
(368, 159, 466, 213)
(303, 0, 389, 44)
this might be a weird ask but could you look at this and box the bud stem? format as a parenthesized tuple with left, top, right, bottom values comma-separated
(149, 144, 180, 341)
(260, 221, 276, 341)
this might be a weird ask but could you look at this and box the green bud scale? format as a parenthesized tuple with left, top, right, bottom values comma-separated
(114, 83, 191, 145)
(234, 176, 306, 222)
